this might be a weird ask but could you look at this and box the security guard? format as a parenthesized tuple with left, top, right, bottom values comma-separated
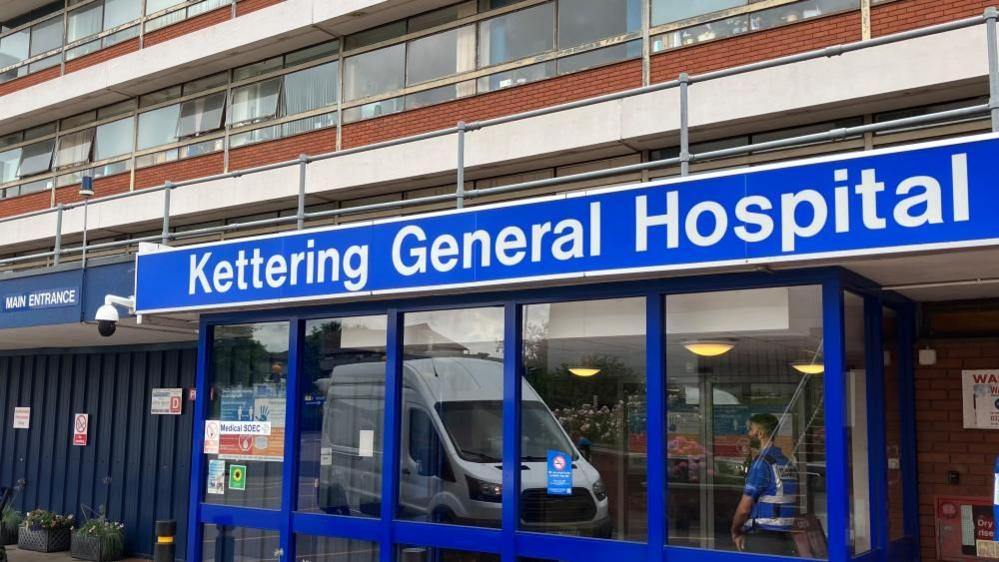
(730, 413, 798, 555)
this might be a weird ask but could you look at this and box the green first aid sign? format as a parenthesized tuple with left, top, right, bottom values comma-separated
(229, 464, 246, 491)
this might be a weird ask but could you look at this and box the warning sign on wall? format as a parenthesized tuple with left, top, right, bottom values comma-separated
(151, 388, 183, 415)
(12, 407, 29, 429)
(73, 413, 88, 446)
(962, 370, 999, 429)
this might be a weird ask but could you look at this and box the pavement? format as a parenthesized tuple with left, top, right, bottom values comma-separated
(3, 545, 146, 562)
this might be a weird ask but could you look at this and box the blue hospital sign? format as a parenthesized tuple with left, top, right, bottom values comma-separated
(135, 134, 999, 313)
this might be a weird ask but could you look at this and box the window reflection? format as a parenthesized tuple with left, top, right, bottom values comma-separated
(296, 535, 379, 562)
(666, 286, 827, 557)
(397, 307, 504, 527)
(521, 298, 646, 540)
(845, 293, 870, 555)
(396, 546, 498, 562)
(882, 308, 905, 541)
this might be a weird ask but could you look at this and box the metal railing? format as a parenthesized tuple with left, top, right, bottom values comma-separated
(1, 8, 997, 271)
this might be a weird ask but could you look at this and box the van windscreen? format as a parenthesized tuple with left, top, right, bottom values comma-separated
(436, 400, 575, 463)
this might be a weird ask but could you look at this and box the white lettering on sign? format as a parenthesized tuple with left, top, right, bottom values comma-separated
(218, 421, 271, 436)
(2, 288, 78, 312)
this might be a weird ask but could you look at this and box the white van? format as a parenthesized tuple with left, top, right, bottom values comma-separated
(316, 355, 611, 536)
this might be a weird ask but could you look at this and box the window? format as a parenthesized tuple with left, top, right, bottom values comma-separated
(557, 0, 641, 49)
(298, 315, 387, 517)
(94, 117, 134, 160)
(397, 546, 498, 562)
(55, 128, 95, 168)
(665, 286, 827, 557)
(0, 29, 30, 67)
(478, 3, 555, 66)
(202, 526, 280, 562)
(405, 82, 473, 110)
(344, 21, 406, 51)
(184, 72, 228, 95)
(229, 78, 281, 126)
(0, 148, 21, 184)
(882, 308, 905, 541)
(282, 62, 338, 116)
(557, 40, 641, 75)
(29, 17, 63, 56)
(344, 44, 405, 102)
(284, 41, 339, 67)
(652, 0, 746, 26)
(104, 0, 142, 29)
(233, 56, 282, 82)
(522, 297, 646, 541)
(17, 139, 56, 176)
(398, 307, 504, 527)
(296, 536, 378, 562)
(145, 0, 183, 14)
(137, 104, 181, 150)
(176, 92, 226, 137)
(68, 2, 104, 43)
(477, 62, 554, 93)
(408, 1, 476, 33)
(205, 322, 289, 510)
(406, 25, 475, 86)
(845, 293, 871, 555)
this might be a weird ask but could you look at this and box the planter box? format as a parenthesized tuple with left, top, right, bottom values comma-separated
(71, 531, 124, 561)
(18, 526, 71, 552)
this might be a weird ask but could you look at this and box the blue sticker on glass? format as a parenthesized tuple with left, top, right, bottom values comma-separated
(547, 450, 572, 496)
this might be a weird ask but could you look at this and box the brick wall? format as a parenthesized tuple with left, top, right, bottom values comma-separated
(872, 0, 992, 36)
(237, 0, 283, 16)
(0, 66, 61, 97)
(650, 10, 861, 81)
(229, 129, 335, 171)
(0, 190, 51, 217)
(144, 6, 232, 47)
(913, 337, 999, 561)
(133, 153, 224, 190)
(53, 172, 132, 205)
(64, 38, 141, 75)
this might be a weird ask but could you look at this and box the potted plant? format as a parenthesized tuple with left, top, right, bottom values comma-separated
(1, 507, 21, 545)
(17, 509, 74, 552)
(71, 516, 125, 561)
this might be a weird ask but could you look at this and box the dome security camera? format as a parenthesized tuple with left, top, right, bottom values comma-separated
(96, 303, 119, 337)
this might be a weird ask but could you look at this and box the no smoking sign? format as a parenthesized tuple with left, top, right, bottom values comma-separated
(73, 413, 88, 446)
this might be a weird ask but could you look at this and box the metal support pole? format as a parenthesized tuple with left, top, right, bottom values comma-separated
(679, 72, 690, 176)
(53, 204, 63, 266)
(297, 155, 308, 229)
(456, 121, 467, 209)
(986, 7, 999, 131)
(81, 199, 89, 269)
(162, 182, 172, 245)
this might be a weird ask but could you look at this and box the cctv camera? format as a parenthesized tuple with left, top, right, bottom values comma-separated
(96, 303, 119, 337)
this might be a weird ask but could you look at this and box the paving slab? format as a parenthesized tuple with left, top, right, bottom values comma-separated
(3, 545, 146, 562)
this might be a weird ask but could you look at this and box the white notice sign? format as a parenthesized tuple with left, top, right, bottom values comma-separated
(12, 407, 29, 429)
(151, 388, 183, 415)
(961, 370, 999, 429)
(204, 420, 220, 455)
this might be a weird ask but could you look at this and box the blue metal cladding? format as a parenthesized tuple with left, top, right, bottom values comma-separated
(0, 344, 197, 559)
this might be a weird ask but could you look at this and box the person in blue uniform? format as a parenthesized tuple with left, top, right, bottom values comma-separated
(730, 413, 798, 556)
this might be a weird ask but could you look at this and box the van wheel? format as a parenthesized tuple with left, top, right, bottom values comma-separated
(431, 508, 455, 524)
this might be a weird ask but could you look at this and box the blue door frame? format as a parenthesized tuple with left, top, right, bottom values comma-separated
(185, 266, 920, 562)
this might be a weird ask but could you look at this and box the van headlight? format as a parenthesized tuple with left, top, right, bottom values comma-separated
(466, 476, 502, 503)
(592, 478, 607, 501)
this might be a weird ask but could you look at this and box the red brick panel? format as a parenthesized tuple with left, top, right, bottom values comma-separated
(0, 66, 61, 97)
(228, 129, 335, 171)
(650, 11, 861, 81)
(872, 0, 992, 36)
(0, 190, 52, 218)
(913, 339, 999, 562)
(64, 38, 141, 75)
(133, 153, 225, 190)
(144, 6, 232, 47)
(236, 0, 283, 16)
(341, 59, 643, 149)
(54, 172, 131, 205)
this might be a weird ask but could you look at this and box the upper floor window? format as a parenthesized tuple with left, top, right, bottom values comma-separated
(478, 3, 555, 67)
(652, 0, 747, 26)
(557, 0, 641, 48)
(344, 44, 405, 102)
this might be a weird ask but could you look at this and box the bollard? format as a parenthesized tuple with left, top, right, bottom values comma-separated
(154, 520, 176, 562)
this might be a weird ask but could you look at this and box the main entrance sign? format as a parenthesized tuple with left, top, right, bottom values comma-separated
(135, 134, 999, 314)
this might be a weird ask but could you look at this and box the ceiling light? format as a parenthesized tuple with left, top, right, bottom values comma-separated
(569, 367, 601, 377)
(683, 340, 735, 357)
(791, 362, 825, 375)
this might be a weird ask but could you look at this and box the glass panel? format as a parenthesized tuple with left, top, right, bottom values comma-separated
(285, 41, 339, 67)
(98, 99, 135, 119)
(0, 132, 22, 149)
(146, 0, 183, 13)
(397, 307, 504, 527)
(179, 137, 223, 158)
(61, 111, 97, 130)
(0, 148, 21, 184)
(66, 40, 101, 61)
(205, 322, 290, 509)
(283, 61, 339, 116)
(521, 298, 646, 540)
(556, 40, 641, 75)
(845, 293, 870, 555)
(0, 29, 30, 68)
(882, 308, 904, 541)
(176, 92, 227, 137)
(94, 116, 134, 160)
(344, 21, 406, 51)
(297, 536, 379, 562)
(342, 97, 404, 123)
(478, 3, 555, 67)
(68, 2, 104, 43)
(557, 0, 641, 49)
(344, 44, 405, 102)
(666, 286, 827, 557)
(282, 111, 337, 137)
(24, 122, 56, 141)
(652, 0, 746, 26)
(230, 78, 282, 126)
(234, 56, 282, 82)
(29, 54, 61, 72)
(184, 72, 228, 95)
(406, 25, 475, 86)
(140, 85, 182, 107)
(55, 128, 96, 168)
(137, 104, 181, 149)
(202, 525, 280, 562)
(102, 25, 139, 47)
(30, 17, 63, 56)
(408, 1, 476, 33)
(299, 315, 386, 517)
(17, 139, 55, 176)
(230, 125, 279, 148)
(396, 546, 499, 562)
(405, 82, 473, 111)
(104, 0, 142, 29)
(476, 62, 554, 93)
